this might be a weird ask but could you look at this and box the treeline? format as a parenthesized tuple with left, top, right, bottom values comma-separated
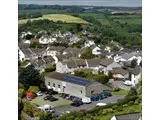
(18, 12, 42, 20)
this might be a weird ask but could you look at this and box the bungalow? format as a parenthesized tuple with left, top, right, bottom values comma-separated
(110, 68, 129, 80)
(131, 66, 142, 86)
(90, 45, 102, 55)
(84, 40, 95, 47)
(110, 112, 141, 120)
(99, 58, 122, 75)
(46, 46, 66, 56)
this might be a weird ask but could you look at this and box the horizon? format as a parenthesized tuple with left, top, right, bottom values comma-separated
(18, 0, 142, 7)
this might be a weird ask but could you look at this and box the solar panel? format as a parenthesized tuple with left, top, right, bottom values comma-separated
(62, 76, 91, 86)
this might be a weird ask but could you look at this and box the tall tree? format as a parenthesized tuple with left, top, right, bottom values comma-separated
(131, 59, 137, 68)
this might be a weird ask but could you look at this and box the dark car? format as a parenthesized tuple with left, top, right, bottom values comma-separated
(43, 95, 51, 100)
(49, 97, 58, 102)
(71, 100, 83, 107)
(69, 96, 75, 101)
(106, 92, 112, 97)
(63, 94, 69, 99)
(45, 90, 58, 95)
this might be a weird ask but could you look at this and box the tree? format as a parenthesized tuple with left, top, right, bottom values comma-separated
(108, 71, 113, 79)
(19, 65, 43, 87)
(28, 86, 40, 93)
(94, 74, 109, 84)
(39, 113, 54, 120)
(18, 88, 26, 98)
(18, 97, 24, 120)
(76, 24, 83, 32)
(128, 87, 138, 96)
(44, 64, 56, 72)
(74, 70, 86, 78)
(131, 59, 137, 68)
(81, 47, 96, 59)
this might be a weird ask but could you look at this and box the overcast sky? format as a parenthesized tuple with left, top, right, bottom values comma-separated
(18, 0, 142, 7)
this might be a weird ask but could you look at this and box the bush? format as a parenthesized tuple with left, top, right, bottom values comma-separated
(18, 88, 26, 98)
(116, 106, 123, 112)
(128, 87, 138, 96)
(113, 87, 121, 92)
(128, 101, 134, 105)
(123, 104, 128, 107)
(112, 105, 118, 110)
(28, 86, 39, 93)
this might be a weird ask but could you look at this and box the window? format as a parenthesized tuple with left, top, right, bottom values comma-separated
(58, 85, 60, 88)
(48, 82, 50, 86)
(80, 90, 82, 94)
(53, 83, 55, 87)
(91, 90, 94, 94)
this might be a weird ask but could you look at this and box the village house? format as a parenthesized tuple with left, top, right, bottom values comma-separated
(110, 112, 141, 120)
(84, 40, 95, 47)
(99, 58, 122, 75)
(86, 58, 101, 70)
(62, 47, 82, 58)
(46, 46, 66, 56)
(130, 66, 142, 86)
(69, 35, 80, 44)
(110, 68, 129, 80)
(39, 35, 56, 44)
(45, 72, 103, 98)
(90, 45, 102, 55)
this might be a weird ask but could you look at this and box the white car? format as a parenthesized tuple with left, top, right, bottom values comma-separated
(96, 103, 107, 106)
(38, 105, 54, 112)
(123, 80, 132, 86)
(82, 97, 92, 104)
(36, 91, 43, 96)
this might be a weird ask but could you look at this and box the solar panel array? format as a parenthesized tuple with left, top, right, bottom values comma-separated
(62, 76, 91, 86)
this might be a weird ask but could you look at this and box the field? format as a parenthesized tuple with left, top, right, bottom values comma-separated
(96, 104, 141, 120)
(18, 14, 88, 24)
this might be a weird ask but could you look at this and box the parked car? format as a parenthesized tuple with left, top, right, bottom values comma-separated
(45, 89, 58, 95)
(38, 104, 54, 112)
(69, 96, 76, 101)
(96, 103, 107, 106)
(36, 91, 43, 96)
(82, 97, 92, 104)
(63, 94, 69, 99)
(71, 100, 83, 107)
(123, 80, 132, 86)
(43, 95, 58, 102)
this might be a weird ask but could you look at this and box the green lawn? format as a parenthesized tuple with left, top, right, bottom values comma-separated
(97, 104, 141, 120)
(98, 19, 111, 25)
(18, 14, 88, 24)
(30, 94, 72, 107)
(112, 89, 129, 95)
(114, 18, 142, 25)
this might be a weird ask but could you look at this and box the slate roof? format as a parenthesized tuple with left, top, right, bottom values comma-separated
(47, 72, 92, 86)
(30, 48, 46, 54)
(115, 112, 141, 120)
(74, 59, 86, 66)
(61, 60, 77, 68)
(86, 58, 101, 67)
(43, 56, 55, 64)
(48, 46, 66, 52)
(131, 66, 141, 76)
(111, 68, 129, 76)
(100, 58, 114, 67)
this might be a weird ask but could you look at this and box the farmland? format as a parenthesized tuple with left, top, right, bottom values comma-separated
(18, 14, 88, 24)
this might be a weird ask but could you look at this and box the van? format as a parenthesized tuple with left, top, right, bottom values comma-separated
(82, 97, 92, 104)
(38, 105, 54, 112)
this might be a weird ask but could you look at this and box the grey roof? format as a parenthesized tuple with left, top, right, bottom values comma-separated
(47, 72, 92, 86)
(111, 68, 129, 76)
(100, 58, 114, 67)
(86, 58, 101, 67)
(30, 48, 46, 54)
(74, 59, 86, 66)
(18, 43, 29, 49)
(56, 54, 69, 61)
(115, 112, 141, 120)
(90, 45, 98, 50)
(121, 52, 138, 60)
(43, 56, 55, 64)
(61, 60, 77, 68)
(36, 59, 45, 66)
(48, 46, 66, 52)
(131, 66, 141, 76)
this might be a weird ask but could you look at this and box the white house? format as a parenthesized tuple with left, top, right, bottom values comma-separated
(39, 36, 56, 44)
(56, 60, 77, 73)
(99, 58, 122, 75)
(18, 48, 34, 61)
(24, 40, 31, 44)
(70, 35, 80, 44)
(90, 45, 102, 55)
(111, 68, 129, 80)
(131, 66, 142, 86)
(84, 40, 95, 47)
(46, 46, 65, 57)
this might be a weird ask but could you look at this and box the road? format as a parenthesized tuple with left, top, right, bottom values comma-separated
(53, 95, 125, 114)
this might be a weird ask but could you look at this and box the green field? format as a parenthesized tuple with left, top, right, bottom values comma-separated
(18, 14, 88, 24)
(112, 89, 129, 95)
(96, 104, 141, 120)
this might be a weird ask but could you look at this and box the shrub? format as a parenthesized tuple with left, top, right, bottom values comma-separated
(28, 86, 39, 93)
(117, 106, 123, 112)
(18, 88, 26, 98)
(112, 105, 118, 110)
(113, 87, 121, 92)
(128, 101, 134, 105)
(123, 104, 128, 107)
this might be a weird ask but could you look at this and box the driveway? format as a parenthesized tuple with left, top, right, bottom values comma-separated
(53, 95, 125, 114)
(109, 80, 132, 90)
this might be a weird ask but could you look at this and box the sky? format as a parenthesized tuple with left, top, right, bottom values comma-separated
(18, 0, 142, 7)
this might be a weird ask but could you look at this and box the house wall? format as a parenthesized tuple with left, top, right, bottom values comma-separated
(113, 73, 129, 79)
(19, 49, 25, 61)
(86, 82, 103, 97)
(56, 62, 76, 73)
(92, 47, 101, 55)
(45, 77, 86, 98)
(131, 73, 141, 85)
(110, 116, 117, 120)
